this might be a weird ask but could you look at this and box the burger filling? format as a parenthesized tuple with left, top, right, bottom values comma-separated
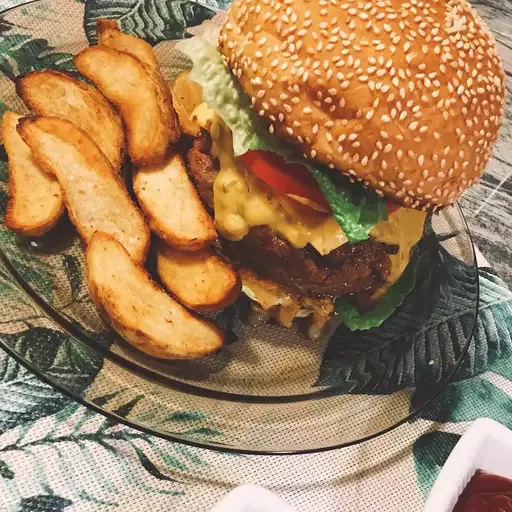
(178, 35, 427, 331)
(186, 105, 426, 331)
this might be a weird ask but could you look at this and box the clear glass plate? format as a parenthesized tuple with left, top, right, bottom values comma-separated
(0, 0, 479, 453)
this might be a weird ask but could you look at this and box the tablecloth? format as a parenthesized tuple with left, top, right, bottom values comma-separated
(0, 0, 511, 510)
(0, 251, 510, 512)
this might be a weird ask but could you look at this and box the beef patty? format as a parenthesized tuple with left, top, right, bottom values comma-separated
(185, 130, 397, 298)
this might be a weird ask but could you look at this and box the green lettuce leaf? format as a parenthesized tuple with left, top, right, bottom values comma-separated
(335, 253, 418, 330)
(177, 37, 388, 242)
(308, 167, 389, 243)
(181, 36, 258, 155)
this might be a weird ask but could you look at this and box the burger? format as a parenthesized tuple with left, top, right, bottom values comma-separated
(176, 0, 505, 337)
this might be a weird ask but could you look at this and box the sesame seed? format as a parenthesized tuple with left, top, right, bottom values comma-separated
(418, 155, 425, 166)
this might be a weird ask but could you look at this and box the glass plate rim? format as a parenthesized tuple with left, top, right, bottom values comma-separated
(0, 0, 480, 453)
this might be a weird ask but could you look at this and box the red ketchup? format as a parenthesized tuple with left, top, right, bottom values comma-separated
(454, 470, 512, 512)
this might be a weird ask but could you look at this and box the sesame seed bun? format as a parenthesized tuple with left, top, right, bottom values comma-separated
(218, 0, 505, 210)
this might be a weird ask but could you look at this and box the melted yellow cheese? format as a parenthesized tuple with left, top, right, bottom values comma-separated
(192, 104, 348, 255)
(370, 207, 427, 295)
(240, 268, 334, 339)
(191, 103, 427, 289)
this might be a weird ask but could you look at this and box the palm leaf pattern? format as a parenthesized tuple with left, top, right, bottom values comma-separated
(412, 267, 512, 498)
(0, 395, 215, 508)
(84, 0, 219, 45)
(0, 34, 74, 81)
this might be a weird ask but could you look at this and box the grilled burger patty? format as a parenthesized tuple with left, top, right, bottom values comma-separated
(185, 130, 397, 298)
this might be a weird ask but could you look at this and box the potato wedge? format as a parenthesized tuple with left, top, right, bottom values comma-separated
(17, 117, 150, 264)
(96, 19, 159, 69)
(2, 111, 63, 236)
(171, 90, 201, 136)
(156, 241, 240, 312)
(133, 153, 216, 250)
(171, 71, 204, 115)
(87, 231, 224, 359)
(15, 70, 124, 171)
(170, 71, 203, 135)
(95, 20, 179, 149)
(74, 46, 173, 166)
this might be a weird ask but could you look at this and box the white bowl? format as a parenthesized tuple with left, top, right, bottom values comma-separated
(424, 418, 512, 512)
(210, 484, 296, 512)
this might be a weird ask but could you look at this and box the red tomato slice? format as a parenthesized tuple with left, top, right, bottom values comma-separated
(241, 150, 400, 216)
(240, 150, 330, 211)
(386, 200, 401, 214)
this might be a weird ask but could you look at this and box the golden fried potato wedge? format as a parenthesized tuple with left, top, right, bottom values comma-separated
(97, 19, 159, 69)
(171, 90, 201, 136)
(156, 241, 240, 312)
(17, 117, 150, 263)
(133, 153, 216, 250)
(74, 46, 173, 166)
(87, 231, 224, 359)
(171, 71, 204, 114)
(96, 19, 179, 148)
(170, 71, 204, 135)
(2, 111, 63, 236)
(15, 70, 124, 171)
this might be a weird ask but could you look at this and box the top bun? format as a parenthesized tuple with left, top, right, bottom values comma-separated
(218, 0, 505, 210)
